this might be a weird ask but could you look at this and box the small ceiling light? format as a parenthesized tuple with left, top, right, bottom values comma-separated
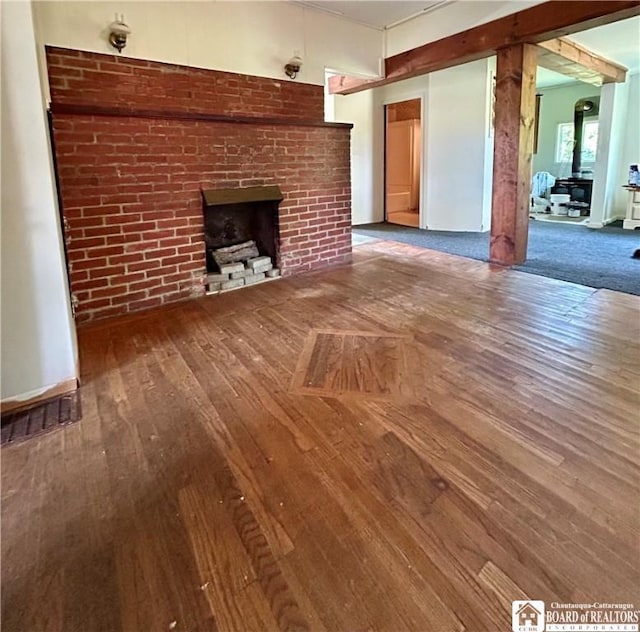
(284, 54, 303, 80)
(108, 14, 130, 53)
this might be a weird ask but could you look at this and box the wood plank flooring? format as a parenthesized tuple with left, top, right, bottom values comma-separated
(2, 240, 639, 632)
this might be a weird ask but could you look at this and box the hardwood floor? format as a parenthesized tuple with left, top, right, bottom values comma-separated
(2, 240, 639, 632)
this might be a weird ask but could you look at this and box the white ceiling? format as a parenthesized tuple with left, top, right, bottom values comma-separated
(297, 1, 639, 88)
(537, 16, 640, 88)
(568, 17, 640, 74)
(296, 1, 450, 30)
(535, 67, 576, 89)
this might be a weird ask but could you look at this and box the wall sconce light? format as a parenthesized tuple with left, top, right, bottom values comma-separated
(284, 54, 303, 80)
(108, 14, 130, 53)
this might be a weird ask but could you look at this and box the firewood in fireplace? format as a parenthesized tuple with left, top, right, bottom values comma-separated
(211, 240, 260, 267)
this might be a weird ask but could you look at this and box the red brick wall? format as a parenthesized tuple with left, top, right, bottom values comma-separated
(47, 47, 352, 322)
(47, 47, 325, 121)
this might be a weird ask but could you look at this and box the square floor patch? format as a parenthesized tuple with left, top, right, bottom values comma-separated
(290, 329, 417, 400)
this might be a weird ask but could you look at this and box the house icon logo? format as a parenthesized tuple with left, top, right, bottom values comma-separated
(512, 600, 545, 632)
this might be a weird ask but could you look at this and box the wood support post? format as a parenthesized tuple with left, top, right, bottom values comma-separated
(490, 44, 537, 266)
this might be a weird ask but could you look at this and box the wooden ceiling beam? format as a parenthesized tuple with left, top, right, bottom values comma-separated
(329, 0, 640, 95)
(328, 75, 385, 94)
(536, 37, 628, 86)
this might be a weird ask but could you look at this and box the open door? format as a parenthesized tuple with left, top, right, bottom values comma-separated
(385, 99, 421, 228)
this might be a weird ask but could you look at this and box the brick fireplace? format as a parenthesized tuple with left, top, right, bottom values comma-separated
(46, 47, 352, 322)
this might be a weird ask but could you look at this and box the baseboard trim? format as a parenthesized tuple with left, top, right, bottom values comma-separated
(586, 215, 625, 229)
(1, 378, 78, 415)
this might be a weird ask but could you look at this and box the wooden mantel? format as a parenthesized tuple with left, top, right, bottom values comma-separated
(329, 0, 640, 95)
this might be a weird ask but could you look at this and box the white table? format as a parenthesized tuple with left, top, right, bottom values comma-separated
(623, 186, 640, 230)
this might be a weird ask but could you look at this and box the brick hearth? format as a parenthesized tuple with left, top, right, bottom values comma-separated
(47, 47, 352, 322)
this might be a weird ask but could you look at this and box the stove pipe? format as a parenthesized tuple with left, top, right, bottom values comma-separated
(572, 97, 599, 178)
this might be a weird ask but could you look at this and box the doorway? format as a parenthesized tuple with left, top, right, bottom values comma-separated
(385, 98, 422, 228)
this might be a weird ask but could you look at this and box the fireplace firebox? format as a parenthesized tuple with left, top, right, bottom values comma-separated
(202, 185, 283, 273)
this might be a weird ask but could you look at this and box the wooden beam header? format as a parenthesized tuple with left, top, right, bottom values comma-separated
(537, 37, 627, 86)
(329, 0, 640, 95)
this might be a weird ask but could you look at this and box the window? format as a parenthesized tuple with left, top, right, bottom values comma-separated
(555, 120, 599, 163)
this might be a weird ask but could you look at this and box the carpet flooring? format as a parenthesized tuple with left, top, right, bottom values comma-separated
(353, 220, 640, 296)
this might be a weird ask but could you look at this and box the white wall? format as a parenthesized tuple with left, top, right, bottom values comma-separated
(532, 82, 601, 177)
(617, 72, 640, 208)
(373, 76, 428, 227)
(482, 57, 497, 231)
(332, 58, 493, 231)
(1, 0, 78, 403)
(332, 90, 377, 225)
(32, 1, 383, 91)
(385, 0, 544, 57)
(590, 79, 630, 226)
(425, 59, 493, 231)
